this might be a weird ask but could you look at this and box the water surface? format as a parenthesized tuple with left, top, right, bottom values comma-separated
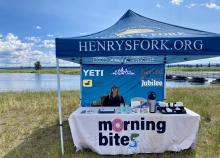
(0, 73, 80, 92)
(0, 73, 214, 92)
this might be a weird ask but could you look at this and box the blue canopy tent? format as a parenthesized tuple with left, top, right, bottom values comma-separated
(55, 10, 220, 154)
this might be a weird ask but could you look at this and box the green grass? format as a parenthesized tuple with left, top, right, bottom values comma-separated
(0, 87, 220, 158)
(0, 68, 80, 75)
(167, 67, 220, 72)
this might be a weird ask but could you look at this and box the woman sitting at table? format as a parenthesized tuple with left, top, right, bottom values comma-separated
(102, 85, 125, 106)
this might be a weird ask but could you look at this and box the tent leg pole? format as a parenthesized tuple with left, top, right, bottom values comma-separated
(56, 58, 64, 155)
(164, 64, 166, 101)
(80, 65, 82, 106)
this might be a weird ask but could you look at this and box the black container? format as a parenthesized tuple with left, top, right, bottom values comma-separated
(148, 92, 156, 113)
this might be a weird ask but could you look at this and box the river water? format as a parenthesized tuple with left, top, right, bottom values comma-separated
(0, 73, 214, 92)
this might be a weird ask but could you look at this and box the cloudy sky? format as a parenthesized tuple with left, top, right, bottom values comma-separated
(0, 0, 220, 67)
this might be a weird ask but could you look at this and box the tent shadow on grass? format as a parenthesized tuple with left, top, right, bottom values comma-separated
(3, 121, 196, 158)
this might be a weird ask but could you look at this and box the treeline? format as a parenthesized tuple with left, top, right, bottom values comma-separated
(167, 63, 220, 68)
(0, 66, 80, 69)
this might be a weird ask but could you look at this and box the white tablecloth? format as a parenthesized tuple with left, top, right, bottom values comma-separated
(68, 107, 200, 155)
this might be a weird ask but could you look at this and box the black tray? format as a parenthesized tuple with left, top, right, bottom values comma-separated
(158, 106, 186, 114)
(98, 109, 115, 114)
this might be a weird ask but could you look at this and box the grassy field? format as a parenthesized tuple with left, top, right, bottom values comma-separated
(0, 68, 80, 75)
(0, 87, 220, 158)
(167, 67, 220, 72)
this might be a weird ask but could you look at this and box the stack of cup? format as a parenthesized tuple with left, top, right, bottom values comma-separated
(120, 103, 125, 113)
(125, 104, 130, 114)
(120, 103, 131, 114)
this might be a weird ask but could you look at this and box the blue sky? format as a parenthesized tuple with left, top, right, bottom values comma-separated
(0, 0, 220, 67)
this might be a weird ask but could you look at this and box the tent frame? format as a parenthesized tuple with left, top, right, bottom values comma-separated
(55, 9, 220, 155)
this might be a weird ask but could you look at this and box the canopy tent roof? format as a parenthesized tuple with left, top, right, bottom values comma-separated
(56, 10, 220, 64)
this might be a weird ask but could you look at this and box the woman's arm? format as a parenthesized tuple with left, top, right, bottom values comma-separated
(102, 96, 109, 106)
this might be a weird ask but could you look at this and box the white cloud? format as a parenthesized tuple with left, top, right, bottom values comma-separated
(0, 33, 75, 67)
(186, 3, 196, 8)
(47, 34, 54, 37)
(35, 26, 42, 30)
(156, 4, 162, 8)
(205, 2, 220, 10)
(25, 36, 41, 43)
(170, 0, 183, 6)
(0, 33, 31, 52)
(42, 40, 55, 48)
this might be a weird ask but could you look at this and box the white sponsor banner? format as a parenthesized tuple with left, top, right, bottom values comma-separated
(68, 107, 200, 155)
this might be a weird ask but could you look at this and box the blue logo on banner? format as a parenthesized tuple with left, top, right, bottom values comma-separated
(81, 64, 165, 106)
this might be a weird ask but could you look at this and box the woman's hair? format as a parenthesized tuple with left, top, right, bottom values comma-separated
(109, 86, 121, 100)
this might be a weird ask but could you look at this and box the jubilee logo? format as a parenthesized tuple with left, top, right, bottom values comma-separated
(141, 79, 163, 87)
(98, 118, 166, 147)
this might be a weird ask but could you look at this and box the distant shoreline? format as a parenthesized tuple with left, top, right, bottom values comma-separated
(0, 67, 80, 75)
(0, 67, 220, 74)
